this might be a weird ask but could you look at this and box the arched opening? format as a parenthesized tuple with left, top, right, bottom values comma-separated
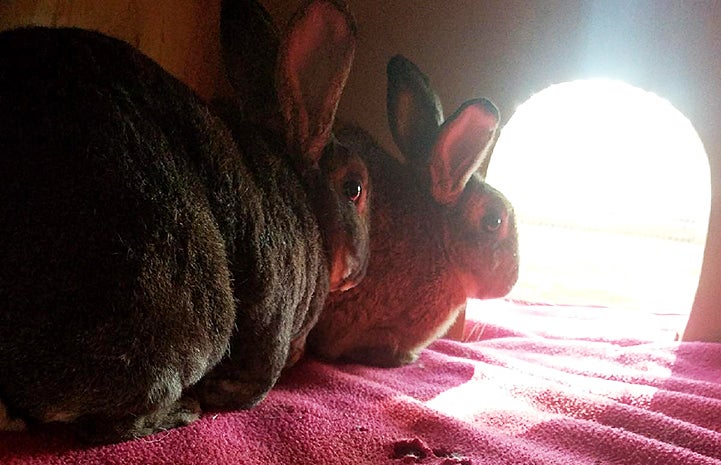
(486, 79, 710, 312)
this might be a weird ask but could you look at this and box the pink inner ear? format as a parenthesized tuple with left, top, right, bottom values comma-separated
(281, 1, 355, 164)
(288, 3, 336, 73)
(446, 106, 497, 171)
(431, 103, 498, 204)
(450, 104, 499, 147)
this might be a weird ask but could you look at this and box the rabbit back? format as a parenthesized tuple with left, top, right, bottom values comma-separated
(0, 27, 238, 440)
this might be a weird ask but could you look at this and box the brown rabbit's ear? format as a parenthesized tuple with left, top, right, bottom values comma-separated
(220, 0, 281, 123)
(476, 136, 497, 180)
(429, 98, 500, 205)
(277, 0, 357, 166)
(386, 55, 444, 163)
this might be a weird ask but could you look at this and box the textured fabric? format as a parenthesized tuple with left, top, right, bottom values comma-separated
(1, 300, 720, 464)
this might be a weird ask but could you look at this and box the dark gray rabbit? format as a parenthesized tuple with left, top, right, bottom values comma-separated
(307, 55, 518, 367)
(193, 0, 369, 407)
(0, 0, 368, 443)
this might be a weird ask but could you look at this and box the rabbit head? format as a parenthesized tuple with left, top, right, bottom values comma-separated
(308, 55, 518, 367)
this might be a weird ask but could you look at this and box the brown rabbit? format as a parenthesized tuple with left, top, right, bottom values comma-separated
(307, 55, 518, 367)
(0, 0, 367, 443)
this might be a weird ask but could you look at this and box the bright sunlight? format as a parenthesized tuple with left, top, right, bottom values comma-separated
(486, 79, 710, 312)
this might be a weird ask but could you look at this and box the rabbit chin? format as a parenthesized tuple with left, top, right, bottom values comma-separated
(328, 251, 365, 292)
(329, 271, 360, 292)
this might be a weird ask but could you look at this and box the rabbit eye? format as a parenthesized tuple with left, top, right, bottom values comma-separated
(482, 213, 502, 232)
(343, 179, 363, 203)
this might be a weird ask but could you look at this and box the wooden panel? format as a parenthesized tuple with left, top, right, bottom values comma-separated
(0, 0, 225, 101)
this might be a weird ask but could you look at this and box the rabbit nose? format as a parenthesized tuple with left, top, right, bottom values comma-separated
(491, 245, 505, 271)
(492, 249, 519, 289)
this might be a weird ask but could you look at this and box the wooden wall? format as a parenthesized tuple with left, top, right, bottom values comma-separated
(0, 0, 225, 101)
(3, 0, 721, 340)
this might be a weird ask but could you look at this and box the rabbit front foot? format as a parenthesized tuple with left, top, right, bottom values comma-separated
(341, 346, 419, 368)
(284, 346, 305, 369)
(194, 377, 273, 411)
(285, 333, 309, 369)
(0, 400, 26, 432)
(76, 395, 200, 444)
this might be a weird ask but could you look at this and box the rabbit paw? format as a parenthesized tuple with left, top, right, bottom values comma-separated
(76, 396, 200, 444)
(342, 346, 419, 367)
(141, 395, 201, 432)
(285, 346, 305, 369)
(285, 333, 308, 369)
(194, 377, 273, 410)
(0, 400, 26, 432)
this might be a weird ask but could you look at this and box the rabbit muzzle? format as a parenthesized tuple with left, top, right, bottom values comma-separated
(329, 248, 366, 292)
(452, 249, 519, 299)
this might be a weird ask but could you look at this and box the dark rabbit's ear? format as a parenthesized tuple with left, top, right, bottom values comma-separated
(277, 0, 357, 165)
(429, 98, 499, 205)
(220, 0, 281, 122)
(386, 55, 444, 162)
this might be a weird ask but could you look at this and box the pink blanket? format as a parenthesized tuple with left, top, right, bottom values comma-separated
(2, 300, 720, 464)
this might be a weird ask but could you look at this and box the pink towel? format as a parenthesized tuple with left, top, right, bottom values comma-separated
(1, 300, 720, 464)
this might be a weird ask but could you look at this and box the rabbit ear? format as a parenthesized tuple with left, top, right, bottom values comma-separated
(386, 55, 444, 162)
(220, 0, 281, 123)
(476, 138, 496, 180)
(277, 0, 357, 166)
(429, 98, 500, 205)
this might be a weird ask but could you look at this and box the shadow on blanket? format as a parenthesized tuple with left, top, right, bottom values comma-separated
(1, 300, 720, 465)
